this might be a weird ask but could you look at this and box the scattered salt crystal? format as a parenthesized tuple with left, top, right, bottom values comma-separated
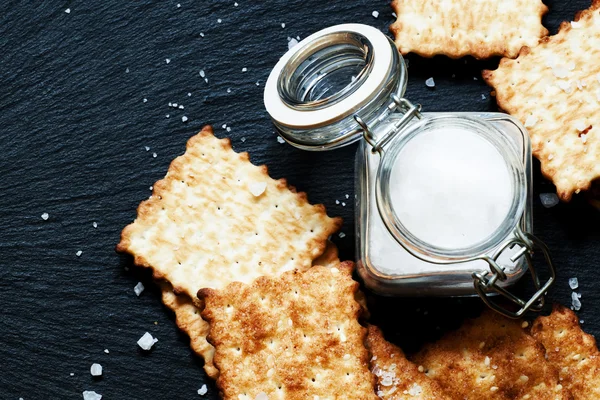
(172, 103, 178, 107)
(76, 250, 83, 257)
(249, 182, 267, 197)
(134, 282, 145, 297)
(540, 193, 559, 208)
(241, 137, 246, 142)
(342, 202, 346, 206)
(166, 114, 170, 118)
(296, 36, 300, 41)
(93, 222, 98, 228)
(227, 88, 232, 93)
(392, 12, 397, 18)
(557, 80, 572, 93)
(473, 76, 478, 81)
(152, 152, 157, 158)
(234, 1, 238, 6)
(339, 232, 346, 238)
(182, 116, 188, 122)
(82, 391, 102, 400)
(199, 70, 205, 78)
(200, 32, 205, 37)
(408, 383, 423, 396)
(242, 67, 247, 72)
(571, 21, 582, 29)
(198, 384, 208, 395)
(125, 67, 129, 73)
(226, 127, 231, 132)
(481, 94, 486, 100)
(277, 136, 285, 144)
(484, 356, 490, 366)
(335, 200, 340, 205)
(256, 81, 260, 86)
(178, 105, 184, 109)
(217, 18, 222, 23)
(425, 77, 435, 88)
(41, 212, 49, 220)
(345, 194, 349, 199)
(168, 102, 173, 107)
(578, 293, 582, 298)
(143, 98, 147, 103)
(372, 10, 379, 18)
(288, 38, 299, 50)
(90, 363, 102, 377)
(580, 320, 584, 324)
(177, 3, 181, 7)
(70, 372, 75, 376)
(204, 78, 208, 83)
(222, 124, 227, 129)
(524, 115, 538, 128)
(281, 23, 286, 28)
(569, 277, 579, 290)
(187, 92, 192, 97)
(165, 58, 171, 64)
(65, 8, 71, 13)
(104, 349, 109, 354)
(137, 332, 158, 350)
(571, 292, 582, 311)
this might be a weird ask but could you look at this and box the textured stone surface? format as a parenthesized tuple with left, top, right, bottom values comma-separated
(0, 1, 597, 399)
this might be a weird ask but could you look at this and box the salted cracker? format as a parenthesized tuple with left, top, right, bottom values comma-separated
(159, 241, 341, 380)
(390, 0, 548, 59)
(117, 125, 341, 301)
(366, 325, 451, 399)
(198, 262, 378, 400)
(531, 304, 600, 399)
(484, 2, 600, 201)
(412, 311, 571, 399)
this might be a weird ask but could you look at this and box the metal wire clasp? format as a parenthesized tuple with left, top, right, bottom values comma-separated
(473, 226, 556, 318)
(354, 94, 422, 154)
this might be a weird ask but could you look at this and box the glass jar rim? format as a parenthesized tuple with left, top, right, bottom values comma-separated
(375, 115, 527, 263)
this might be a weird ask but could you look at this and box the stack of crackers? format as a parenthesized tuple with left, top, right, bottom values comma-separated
(118, 127, 599, 399)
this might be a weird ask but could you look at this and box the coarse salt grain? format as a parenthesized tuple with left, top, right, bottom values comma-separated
(425, 77, 435, 88)
(372, 11, 379, 18)
(277, 136, 285, 144)
(90, 363, 102, 377)
(198, 384, 208, 395)
(217, 18, 222, 23)
(76, 250, 83, 257)
(188, 92, 191, 97)
(226, 127, 231, 132)
(41, 212, 49, 220)
(408, 383, 423, 396)
(199, 70, 205, 78)
(249, 182, 267, 197)
(137, 332, 158, 350)
(288, 38, 299, 50)
(571, 292, 582, 311)
(524, 115, 538, 128)
(182, 116, 188, 122)
(234, 1, 238, 5)
(152, 152, 157, 158)
(339, 232, 346, 238)
(569, 277, 579, 290)
(178, 105, 184, 109)
(177, 3, 181, 7)
(242, 67, 247, 72)
(65, 8, 71, 13)
(281, 23, 286, 28)
(104, 349, 109, 354)
(540, 193, 559, 208)
(82, 391, 102, 400)
(134, 282, 145, 296)
(165, 58, 171, 64)
(143, 98, 147, 103)
(481, 94, 486, 100)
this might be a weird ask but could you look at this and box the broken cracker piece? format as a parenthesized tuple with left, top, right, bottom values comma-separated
(483, 2, 600, 200)
(531, 304, 600, 399)
(159, 241, 341, 380)
(117, 126, 341, 301)
(412, 311, 571, 399)
(390, 0, 548, 59)
(366, 325, 451, 399)
(199, 262, 378, 400)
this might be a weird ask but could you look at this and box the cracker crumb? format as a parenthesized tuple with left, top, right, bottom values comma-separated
(41, 212, 49, 220)
(522, 321, 529, 328)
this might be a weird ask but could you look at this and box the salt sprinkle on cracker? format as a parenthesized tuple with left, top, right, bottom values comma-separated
(412, 311, 570, 399)
(116, 126, 341, 301)
(484, 2, 600, 200)
(390, 0, 548, 59)
(199, 263, 377, 400)
(532, 304, 600, 399)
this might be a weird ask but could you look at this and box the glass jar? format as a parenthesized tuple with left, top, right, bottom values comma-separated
(263, 24, 555, 318)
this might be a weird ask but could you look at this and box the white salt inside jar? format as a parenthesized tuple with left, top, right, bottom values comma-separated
(389, 127, 513, 250)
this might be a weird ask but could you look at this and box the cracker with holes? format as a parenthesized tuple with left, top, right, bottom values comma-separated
(483, 2, 600, 200)
(531, 304, 600, 399)
(390, 0, 548, 59)
(117, 125, 341, 302)
(366, 325, 452, 399)
(159, 241, 341, 380)
(411, 311, 571, 399)
(198, 262, 378, 400)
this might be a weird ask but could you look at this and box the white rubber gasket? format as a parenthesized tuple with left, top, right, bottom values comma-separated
(264, 24, 393, 129)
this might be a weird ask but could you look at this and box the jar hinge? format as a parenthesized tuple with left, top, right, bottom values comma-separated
(354, 94, 422, 154)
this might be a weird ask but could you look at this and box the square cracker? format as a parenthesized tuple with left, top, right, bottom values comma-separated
(366, 325, 451, 399)
(117, 125, 341, 302)
(531, 304, 600, 399)
(160, 241, 341, 380)
(198, 262, 378, 400)
(483, 2, 600, 201)
(411, 311, 571, 399)
(390, 0, 548, 59)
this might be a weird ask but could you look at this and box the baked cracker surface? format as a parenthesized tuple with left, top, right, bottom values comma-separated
(484, 1, 600, 201)
(366, 325, 451, 399)
(390, 0, 548, 59)
(117, 125, 341, 301)
(159, 241, 341, 380)
(531, 304, 600, 399)
(199, 262, 378, 400)
(411, 311, 572, 399)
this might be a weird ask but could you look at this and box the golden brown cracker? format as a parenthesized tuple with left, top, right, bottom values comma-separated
(366, 325, 451, 399)
(531, 304, 600, 399)
(484, 2, 600, 201)
(390, 0, 548, 59)
(412, 311, 571, 399)
(199, 262, 378, 400)
(117, 125, 341, 301)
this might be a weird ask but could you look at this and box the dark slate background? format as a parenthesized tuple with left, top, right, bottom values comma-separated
(1, 1, 597, 399)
